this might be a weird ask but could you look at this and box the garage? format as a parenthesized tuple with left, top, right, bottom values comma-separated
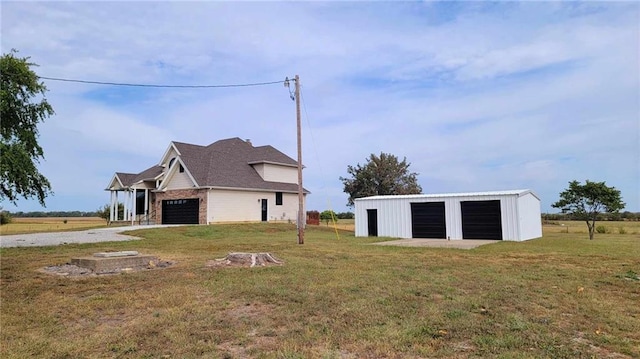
(460, 200, 502, 240)
(162, 199, 199, 224)
(411, 202, 446, 238)
(354, 190, 542, 242)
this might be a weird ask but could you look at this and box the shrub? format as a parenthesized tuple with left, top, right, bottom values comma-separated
(595, 225, 608, 234)
(0, 211, 12, 225)
(618, 226, 627, 235)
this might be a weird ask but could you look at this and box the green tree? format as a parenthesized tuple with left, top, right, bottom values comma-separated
(552, 180, 625, 240)
(96, 203, 124, 225)
(340, 152, 422, 206)
(1, 50, 54, 206)
(320, 210, 338, 225)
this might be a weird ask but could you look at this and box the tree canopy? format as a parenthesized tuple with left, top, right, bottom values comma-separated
(340, 152, 422, 206)
(0, 50, 54, 206)
(552, 180, 625, 240)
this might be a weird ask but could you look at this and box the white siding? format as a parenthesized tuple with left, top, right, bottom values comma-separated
(517, 192, 543, 240)
(166, 171, 195, 189)
(252, 163, 297, 184)
(355, 190, 541, 241)
(207, 189, 301, 223)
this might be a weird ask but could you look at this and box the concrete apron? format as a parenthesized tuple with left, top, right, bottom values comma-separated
(372, 239, 500, 249)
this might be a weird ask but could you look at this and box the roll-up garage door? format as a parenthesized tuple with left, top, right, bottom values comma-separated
(162, 199, 199, 224)
(460, 200, 502, 240)
(411, 202, 446, 238)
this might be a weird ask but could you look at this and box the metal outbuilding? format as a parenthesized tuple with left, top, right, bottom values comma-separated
(354, 189, 542, 241)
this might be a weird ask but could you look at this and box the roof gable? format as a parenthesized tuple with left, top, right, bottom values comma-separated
(158, 157, 199, 190)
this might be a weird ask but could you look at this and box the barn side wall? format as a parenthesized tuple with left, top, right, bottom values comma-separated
(517, 193, 543, 240)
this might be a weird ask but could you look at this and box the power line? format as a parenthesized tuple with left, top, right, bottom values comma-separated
(38, 76, 285, 88)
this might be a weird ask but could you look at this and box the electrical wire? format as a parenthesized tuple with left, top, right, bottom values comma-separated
(38, 76, 285, 88)
(300, 87, 341, 240)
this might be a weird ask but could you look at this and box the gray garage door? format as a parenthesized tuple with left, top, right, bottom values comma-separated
(411, 202, 446, 238)
(162, 199, 199, 224)
(461, 200, 502, 240)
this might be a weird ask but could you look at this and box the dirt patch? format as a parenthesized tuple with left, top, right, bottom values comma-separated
(217, 302, 280, 357)
(39, 260, 174, 277)
(572, 332, 633, 359)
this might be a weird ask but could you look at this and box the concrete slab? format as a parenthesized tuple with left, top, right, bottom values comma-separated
(372, 238, 500, 249)
(93, 251, 139, 257)
(71, 254, 158, 274)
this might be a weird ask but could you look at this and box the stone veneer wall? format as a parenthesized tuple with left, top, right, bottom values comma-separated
(155, 189, 208, 224)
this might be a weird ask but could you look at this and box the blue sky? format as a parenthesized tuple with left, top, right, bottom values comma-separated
(1, 1, 638, 214)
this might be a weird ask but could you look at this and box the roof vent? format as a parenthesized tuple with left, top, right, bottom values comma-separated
(246, 139, 252, 146)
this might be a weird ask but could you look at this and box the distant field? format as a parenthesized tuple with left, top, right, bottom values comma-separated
(0, 217, 107, 235)
(543, 220, 640, 235)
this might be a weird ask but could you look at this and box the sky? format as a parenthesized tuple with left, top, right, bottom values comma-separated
(1, 1, 639, 214)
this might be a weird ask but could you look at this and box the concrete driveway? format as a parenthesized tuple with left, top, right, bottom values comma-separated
(372, 238, 500, 249)
(0, 225, 181, 248)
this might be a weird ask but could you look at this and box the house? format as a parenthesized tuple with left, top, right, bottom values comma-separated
(105, 137, 308, 225)
(354, 190, 542, 241)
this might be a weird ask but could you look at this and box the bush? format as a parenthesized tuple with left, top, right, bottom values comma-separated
(320, 210, 338, 225)
(618, 227, 627, 235)
(595, 225, 608, 234)
(0, 211, 12, 225)
(336, 212, 355, 219)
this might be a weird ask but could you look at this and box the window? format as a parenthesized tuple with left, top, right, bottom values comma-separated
(276, 192, 283, 205)
(179, 164, 184, 173)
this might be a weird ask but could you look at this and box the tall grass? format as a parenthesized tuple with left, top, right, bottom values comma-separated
(1, 223, 638, 358)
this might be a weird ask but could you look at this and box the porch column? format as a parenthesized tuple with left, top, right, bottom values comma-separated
(144, 189, 149, 222)
(124, 190, 131, 221)
(131, 189, 137, 225)
(115, 191, 119, 221)
(109, 190, 115, 222)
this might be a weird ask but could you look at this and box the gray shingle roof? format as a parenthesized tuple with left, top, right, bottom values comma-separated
(174, 137, 306, 193)
(114, 172, 137, 187)
(113, 138, 307, 193)
(116, 165, 163, 187)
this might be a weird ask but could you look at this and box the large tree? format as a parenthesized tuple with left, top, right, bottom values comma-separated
(552, 180, 625, 240)
(0, 50, 54, 206)
(340, 152, 422, 206)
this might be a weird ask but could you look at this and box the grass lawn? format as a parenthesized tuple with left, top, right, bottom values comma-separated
(1, 223, 639, 358)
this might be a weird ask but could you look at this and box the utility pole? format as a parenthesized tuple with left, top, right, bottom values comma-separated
(294, 75, 304, 245)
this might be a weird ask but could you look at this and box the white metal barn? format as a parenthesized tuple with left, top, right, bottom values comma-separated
(354, 190, 542, 241)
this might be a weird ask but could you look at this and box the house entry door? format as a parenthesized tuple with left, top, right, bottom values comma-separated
(261, 199, 268, 221)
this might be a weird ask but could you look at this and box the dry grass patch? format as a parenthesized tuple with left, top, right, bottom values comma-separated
(1, 223, 638, 358)
(0, 216, 108, 235)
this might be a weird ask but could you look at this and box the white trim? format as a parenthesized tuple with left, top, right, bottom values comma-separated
(355, 189, 538, 201)
(105, 173, 125, 190)
(158, 142, 181, 167)
(247, 160, 299, 168)
(204, 185, 307, 194)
